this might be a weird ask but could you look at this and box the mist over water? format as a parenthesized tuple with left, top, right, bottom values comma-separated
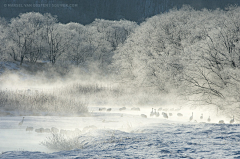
(0, 68, 237, 156)
(0, 56, 235, 120)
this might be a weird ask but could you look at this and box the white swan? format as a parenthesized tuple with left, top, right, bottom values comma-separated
(219, 120, 225, 124)
(177, 113, 183, 117)
(51, 127, 59, 133)
(119, 107, 126, 111)
(200, 114, 203, 119)
(207, 116, 211, 122)
(162, 112, 168, 119)
(19, 117, 24, 126)
(230, 116, 234, 124)
(131, 107, 140, 111)
(26, 127, 33, 131)
(150, 108, 154, 117)
(35, 128, 44, 133)
(189, 112, 193, 121)
(99, 108, 106, 111)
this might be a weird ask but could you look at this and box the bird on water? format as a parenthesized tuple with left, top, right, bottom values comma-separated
(230, 116, 234, 124)
(19, 117, 25, 126)
(189, 112, 193, 121)
(207, 116, 211, 122)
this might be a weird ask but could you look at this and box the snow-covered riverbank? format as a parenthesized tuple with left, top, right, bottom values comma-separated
(1, 106, 239, 158)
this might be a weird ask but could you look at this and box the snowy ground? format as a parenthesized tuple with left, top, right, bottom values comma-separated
(0, 106, 240, 158)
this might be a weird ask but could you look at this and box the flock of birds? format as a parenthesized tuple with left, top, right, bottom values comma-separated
(99, 107, 140, 112)
(98, 106, 235, 124)
(147, 108, 235, 124)
(18, 107, 235, 132)
(18, 117, 97, 135)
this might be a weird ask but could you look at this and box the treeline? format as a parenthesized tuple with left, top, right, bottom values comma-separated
(1, 0, 240, 24)
(1, 6, 240, 108)
(113, 6, 240, 108)
(0, 12, 137, 72)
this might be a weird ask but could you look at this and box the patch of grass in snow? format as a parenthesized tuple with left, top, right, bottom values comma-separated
(0, 88, 88, 116)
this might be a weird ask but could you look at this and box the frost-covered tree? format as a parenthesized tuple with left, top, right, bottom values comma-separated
(113, 6, 197, 92)
(7, 12, 45, 64)
(6, 12, 58, 64)
(113, 5, 240, 109)
(0, 18, 8, 61)
(44, 23, 75, 64)
(64, 23, 89, 66)
(88, 19, 137, 70)
(91, 19, 137, 50)
(182, 6, 240, 107)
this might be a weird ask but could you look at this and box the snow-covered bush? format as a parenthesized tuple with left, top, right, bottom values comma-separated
(42, 133, 83, 151)
(42, 129, 139, 151)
